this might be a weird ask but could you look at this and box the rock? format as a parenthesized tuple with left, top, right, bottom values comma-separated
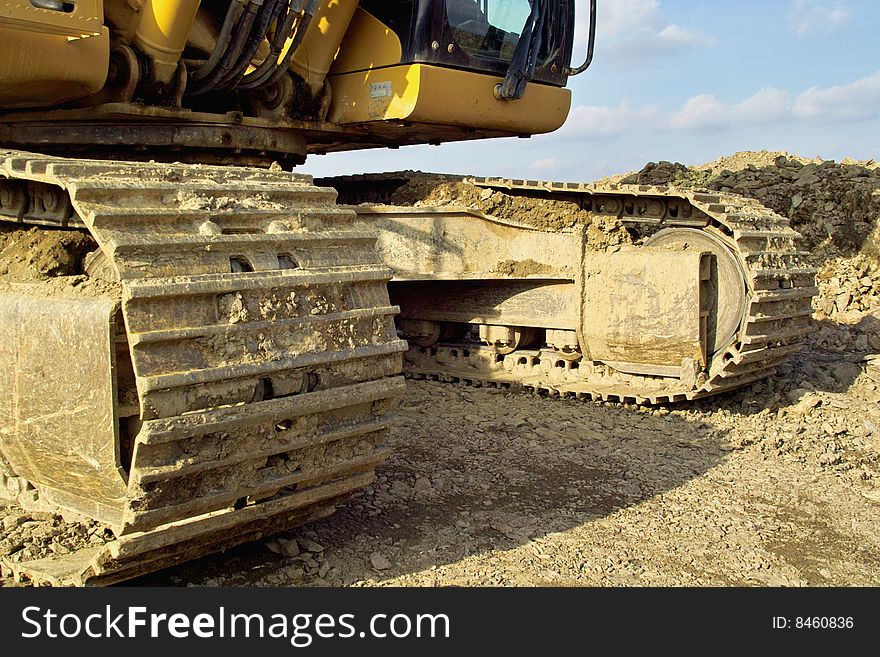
(2, 514, 28, 531)
(787, 387, 814, 403)
(370, 552, 391, 571)
(831, 362, 862, 386)
(860, 489, 880, 503)
(265, 539, 282, 554)
(284, 566, 305, 579)
(791, 395, 822, 416)
(60, 510, 88, 525)
(298, 537, 324, 553)
(413, 477, 433, 493)
(795, 172, 819, 186)
(278, 538, 300, 558)
(791, 193, 803, 208)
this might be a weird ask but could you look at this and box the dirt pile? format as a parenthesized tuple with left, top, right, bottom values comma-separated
(389, 175, 587, 231)
(814, 256, 879, 320)
(0, 224, 96, 281)
(388, 174, 632, 250)
(614, 153, 878, 253)
(609, 151, 880, 262)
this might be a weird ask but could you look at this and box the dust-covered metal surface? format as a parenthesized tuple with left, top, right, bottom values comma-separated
(0, 293, 128, 526)
(347, 205, 581, 281)
(391, 280, 579, 330)
(581, 249, 708, 370)
(0, 150, 407, 585)
(338, 174, 817, 404)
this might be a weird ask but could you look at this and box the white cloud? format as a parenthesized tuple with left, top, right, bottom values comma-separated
(654, 24, 708, 48)
(531, 157, 562, 172)
(603, 0, 663, 37)
(671, 88, 792, 130)
(558, 71, 880, 138)
(560, 101, 662, 139)
(669, 94, 728, 131)
(734, 88, 793, 124)
(577, 0, 714, 60)
(787, 0, 851, 35)
(793, 71, 880, 121)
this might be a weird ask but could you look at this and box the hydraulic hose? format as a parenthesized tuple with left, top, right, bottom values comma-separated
(214, 0, 285, 90)
(189, 0, 247, 84)
(237, 0, 303, 90)
(187, 0, 262, 95)
(243, 0, 317, 91)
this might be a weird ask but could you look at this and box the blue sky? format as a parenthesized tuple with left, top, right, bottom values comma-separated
(306, 0, 880, 181)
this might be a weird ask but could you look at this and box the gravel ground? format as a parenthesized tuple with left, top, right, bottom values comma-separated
(121, 349, 878, 587)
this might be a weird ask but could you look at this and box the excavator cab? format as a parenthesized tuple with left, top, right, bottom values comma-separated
(325, 0, 580, 140)
(354, 0, 574, 89)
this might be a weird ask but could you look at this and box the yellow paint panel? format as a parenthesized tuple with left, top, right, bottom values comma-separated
(133, 0, 202, 63)
(330, 8, 403, 74)
(0, 0, 103, 38)
(0, 26, 109, 108)
(328, 64, 571, 135)
(291, 0, 360, 93)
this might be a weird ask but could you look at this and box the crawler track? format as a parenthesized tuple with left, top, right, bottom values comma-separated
(0, 152, 406, 585)
(331, 173, 817, 404)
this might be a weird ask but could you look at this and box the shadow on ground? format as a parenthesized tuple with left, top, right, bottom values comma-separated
(131, 381, 731, 586)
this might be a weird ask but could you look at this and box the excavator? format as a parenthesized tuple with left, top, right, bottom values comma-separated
(0, 0, 816, 585)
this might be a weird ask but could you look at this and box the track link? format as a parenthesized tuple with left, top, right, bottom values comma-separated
(0, 151, 407, 585)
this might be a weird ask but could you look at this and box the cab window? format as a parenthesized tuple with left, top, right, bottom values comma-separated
(446, 0, 532, 63)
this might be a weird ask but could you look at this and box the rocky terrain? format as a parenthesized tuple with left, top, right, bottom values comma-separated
(1, 151, 878, 587)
